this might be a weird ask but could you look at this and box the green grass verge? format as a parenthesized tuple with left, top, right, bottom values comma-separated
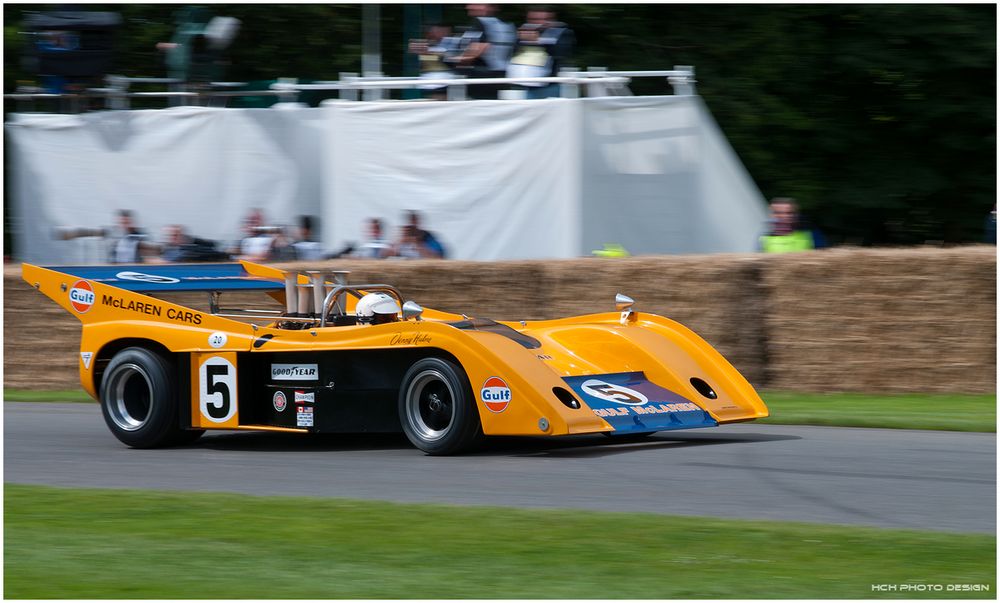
(5, 389, 997, 432)
(4, 389, 93, 403)
(760, 392, 996, 432)
(4, 484, 996, 599)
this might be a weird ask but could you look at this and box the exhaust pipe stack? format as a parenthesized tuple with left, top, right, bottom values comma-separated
(284, 269, 351, 319)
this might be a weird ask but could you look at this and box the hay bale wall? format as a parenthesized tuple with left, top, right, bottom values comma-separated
(762, 246, 996, 393)
(4, 246, 994, 393)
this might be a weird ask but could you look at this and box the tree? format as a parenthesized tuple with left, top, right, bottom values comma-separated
(3, 4, 995, 244)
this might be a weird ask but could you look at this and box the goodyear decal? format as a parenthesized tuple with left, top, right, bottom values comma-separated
(563, 372, 717, 434)
(272, 364, 319, 381)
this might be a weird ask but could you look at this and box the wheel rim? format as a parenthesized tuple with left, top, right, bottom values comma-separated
(106, 363, 153, 432)
(405, 369, 456, 442)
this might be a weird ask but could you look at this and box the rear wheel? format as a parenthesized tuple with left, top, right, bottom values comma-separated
(399, 357, 481, 455)
(99, 347, 202, 448)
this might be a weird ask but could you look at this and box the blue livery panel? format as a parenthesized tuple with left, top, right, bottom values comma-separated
(42, 264, 284, 292)
(563, 372, 718, 434)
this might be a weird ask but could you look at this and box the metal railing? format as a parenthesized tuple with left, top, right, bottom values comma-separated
(3, 66, 696, 111)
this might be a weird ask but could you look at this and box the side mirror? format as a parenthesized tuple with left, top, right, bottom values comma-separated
(402, 300, 424, 321)
(615, 293, 634, 311)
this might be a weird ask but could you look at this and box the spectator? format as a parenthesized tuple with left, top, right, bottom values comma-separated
(354, 217, 392, 259)
(528, 6, 575, 77)
(110, 209, 152, 263)
(506, 23, 552, 98)
(234, 208, 276, 261)
(409, 24, 460, 100)
(157, 224, 229, 263)
(507, 6, 575, 99)
(759, 197, 826, 253)
(452, 4, 516, 99)
(156, 7, 240, 86)
(292, 215, 324, 261)
(392, 211, 446, 259)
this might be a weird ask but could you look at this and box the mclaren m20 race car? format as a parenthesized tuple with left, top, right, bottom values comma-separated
(22, 262, 768, 455)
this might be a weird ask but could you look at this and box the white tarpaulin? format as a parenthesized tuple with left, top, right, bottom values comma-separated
(323, 96, 765, 258)
(7, 106, 326, 264)
(323, 98, 581, 260)
(7, 96, 766, 263)
(580, 96, 767, 255)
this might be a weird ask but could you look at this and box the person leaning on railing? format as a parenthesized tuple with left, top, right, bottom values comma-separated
(408, 24, 460, 101)
(451, 4, 516, 99)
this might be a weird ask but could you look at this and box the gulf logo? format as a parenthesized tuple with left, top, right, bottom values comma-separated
(68, 280, 95, 313)
(481, 376, 512, 413)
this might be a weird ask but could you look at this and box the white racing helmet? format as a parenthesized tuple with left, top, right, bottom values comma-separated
(356, 292, 401, 325)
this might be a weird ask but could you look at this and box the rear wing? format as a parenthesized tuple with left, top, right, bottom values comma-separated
(22, 263, 286, 293)
(21, 262, 288, 326)
(21, 262, 450, 327)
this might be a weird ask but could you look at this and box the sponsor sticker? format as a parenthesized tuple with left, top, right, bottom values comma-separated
(208, 332, 228, 349)
(294, 390, 315, 403)
(115, 271, 180, 284)
(481, 376, 512, 413)
(592, 402, 700, 418)
(580, 379, 649, 405)
(273, 390, 287, 412)
(296, 406, 314, 427)
(68, 280, 95, 313)
(80, 352, 93, 370)
(271, 364, 319, 381)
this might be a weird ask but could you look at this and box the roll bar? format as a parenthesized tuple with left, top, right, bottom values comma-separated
(319, 284, 404, 328)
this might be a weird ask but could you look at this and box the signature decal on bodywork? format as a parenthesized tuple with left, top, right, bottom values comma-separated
(390, 332, 432, 345)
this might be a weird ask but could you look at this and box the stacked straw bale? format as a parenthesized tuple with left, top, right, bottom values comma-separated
(4, 246, 994, 393)
(761, 246, 996, 393)
(4, 276, 82, 390)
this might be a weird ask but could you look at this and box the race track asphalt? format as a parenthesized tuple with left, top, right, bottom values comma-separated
(4, 402, 995, 534)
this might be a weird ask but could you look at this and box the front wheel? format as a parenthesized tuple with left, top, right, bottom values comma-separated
(99, 347, 202, 448)
(399, 357, 481, 455)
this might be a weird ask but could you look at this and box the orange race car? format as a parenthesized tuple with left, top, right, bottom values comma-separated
(22, 261, 768, 455)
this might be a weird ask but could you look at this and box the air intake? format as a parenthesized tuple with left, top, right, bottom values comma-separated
(690, 377, 718, 399)
(552, 387, 581, 409)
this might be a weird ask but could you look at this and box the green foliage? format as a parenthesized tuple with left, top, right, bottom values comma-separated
(2, 4, 995, 244)
(5, 484, 996, 598)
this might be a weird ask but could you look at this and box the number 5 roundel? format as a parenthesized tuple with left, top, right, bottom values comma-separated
(199, 356, 237, 423)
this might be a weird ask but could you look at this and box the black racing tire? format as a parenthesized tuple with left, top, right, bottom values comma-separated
(398, 357, 481, 455)
(99, 347, 199, 448)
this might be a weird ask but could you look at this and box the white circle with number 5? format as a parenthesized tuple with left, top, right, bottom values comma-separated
(208, 332, 228, 349)
(580, 379, 649, 405)
(199, 356, 237, 423)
